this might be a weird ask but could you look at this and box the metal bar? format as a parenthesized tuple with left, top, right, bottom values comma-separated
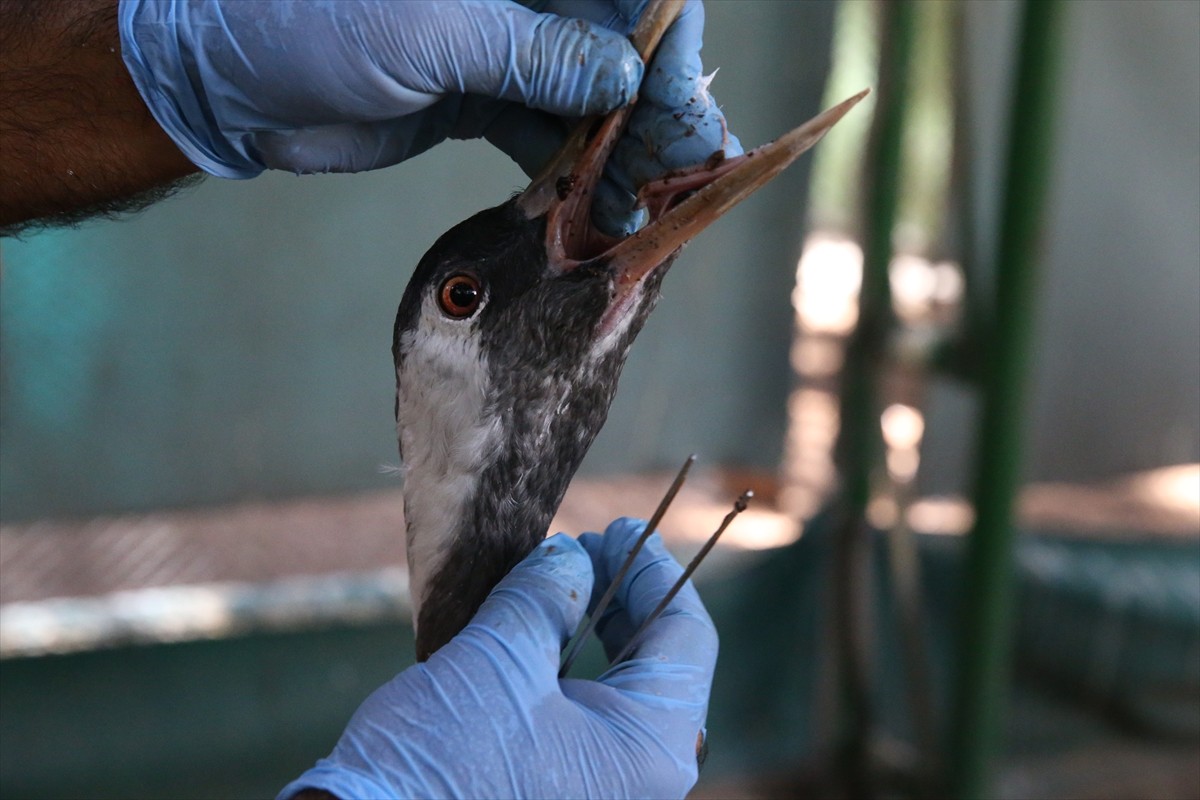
(948, 1, 1067, 797)
(828, 0, 916, 791)
(944, 0, 989, 381)
(883, 435, 942, 796)
(609, 490, 752, 667)
(559, 454, 695, 678)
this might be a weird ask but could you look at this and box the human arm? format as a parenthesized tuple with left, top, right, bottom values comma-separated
(0, 0, 197, 231)
(2, 0, 738, 237)
(278, 518, 717, 800)
(0, 0, 635, 233)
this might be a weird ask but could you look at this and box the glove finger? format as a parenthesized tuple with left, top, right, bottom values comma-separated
(559, 678, 701, 798)
(603, 0, 744, 203)
(422, 1, 643, 118)
(252, 123, 416, 174)
(577, 518, 643, 615)
(579, 519, 718, 676)
(458, 533, 594, 681)
(575, 519, 714, 787)
(591, 176, 647, 238)
(252, 92, 544, 175)
(481, 104, 572, 179)
(578, 519, 658, 652)
(251, 94, 479, 174)
(534, 0, 645, 30)
(615, 95, 743, 187)
(640, 0, 707, 108)
(578, 526, 641, 662)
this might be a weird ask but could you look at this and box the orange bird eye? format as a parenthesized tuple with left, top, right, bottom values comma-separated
(438, 274, 482, 319)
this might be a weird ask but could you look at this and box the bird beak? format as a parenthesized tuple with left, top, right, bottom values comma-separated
(516, 0, 868, 317)
(600, 89, 869, 294)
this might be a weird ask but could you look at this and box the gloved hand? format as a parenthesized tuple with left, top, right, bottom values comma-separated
(118, 0, 740, 236)
(277, 518, 718, 800)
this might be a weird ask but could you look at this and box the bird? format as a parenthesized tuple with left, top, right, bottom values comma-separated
(392, 16, 868, 660)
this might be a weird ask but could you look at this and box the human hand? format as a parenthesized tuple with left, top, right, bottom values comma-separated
(119, 0, 739, 236)
(278, 518, 718, 800)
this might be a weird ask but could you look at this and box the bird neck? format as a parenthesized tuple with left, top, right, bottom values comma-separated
(399, 362, 618, 661)
(408, 461, 560, 661)
(395, 380, 501, 642)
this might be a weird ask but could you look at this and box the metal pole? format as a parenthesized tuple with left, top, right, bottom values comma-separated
(949, 2, 1066, 797)
(830, 0, 914, 792)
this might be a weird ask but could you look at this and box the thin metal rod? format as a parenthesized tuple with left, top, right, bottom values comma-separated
(883, 465, 942, 795)
(559, 454, 696, 677)
(947, 0, 989, 369)
(609, 490, 752, 667)
(948, 1, 1066, 797)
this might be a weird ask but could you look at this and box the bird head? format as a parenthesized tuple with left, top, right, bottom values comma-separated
(393, 36, 867, 659)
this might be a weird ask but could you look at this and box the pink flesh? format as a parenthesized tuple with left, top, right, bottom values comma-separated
(548, 142, 740, 337)
(635, 153, 749, 219)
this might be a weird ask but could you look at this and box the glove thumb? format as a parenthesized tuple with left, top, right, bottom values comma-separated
(464, 533, 594, 676)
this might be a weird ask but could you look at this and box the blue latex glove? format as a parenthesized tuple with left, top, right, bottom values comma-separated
(278, 518, 718, 800)
(119, 0, 740, 235)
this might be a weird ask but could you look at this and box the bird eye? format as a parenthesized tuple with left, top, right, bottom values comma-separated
(437, 273, 483, 319)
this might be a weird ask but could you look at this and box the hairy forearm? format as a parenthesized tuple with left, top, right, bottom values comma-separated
(0, 0, 198, 234)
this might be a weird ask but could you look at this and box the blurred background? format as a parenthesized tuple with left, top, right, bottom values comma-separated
(1, 0, 1197, 797)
